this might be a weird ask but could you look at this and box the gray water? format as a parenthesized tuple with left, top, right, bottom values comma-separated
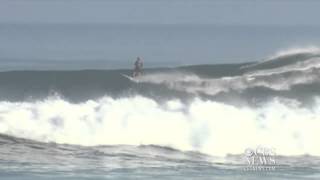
(0, 135, 319, 180)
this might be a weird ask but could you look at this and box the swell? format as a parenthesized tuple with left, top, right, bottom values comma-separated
(0, 63, 248, 103)
(0, 63, 320, 107)
(0, 133, 212, 165)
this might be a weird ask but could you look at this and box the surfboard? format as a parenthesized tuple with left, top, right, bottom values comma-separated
(121, 74, 139, 83)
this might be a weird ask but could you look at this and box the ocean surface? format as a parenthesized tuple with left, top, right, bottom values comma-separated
(0, 23, 320, 179)
(0, 49, 319, 179)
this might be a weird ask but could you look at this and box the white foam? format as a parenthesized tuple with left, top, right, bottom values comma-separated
(269, 46, 320, 60)
(135, 64, 320, 96)
(242, 46, 320, 69)
(122, 46, 320, 96)
(0, 96, 319, 157)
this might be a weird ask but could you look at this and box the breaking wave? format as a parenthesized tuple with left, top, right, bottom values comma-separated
(0, 95, 319, 157)
(0, 47, 319, 157)
(134, 47, 320, 98)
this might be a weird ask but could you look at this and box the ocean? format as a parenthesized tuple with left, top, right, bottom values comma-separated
(0, 24, 320, 179)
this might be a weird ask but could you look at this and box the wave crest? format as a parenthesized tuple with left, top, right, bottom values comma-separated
(0, 95, 319, 156)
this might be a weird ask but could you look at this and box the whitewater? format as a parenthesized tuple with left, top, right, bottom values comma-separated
(1, 48, 320, 179)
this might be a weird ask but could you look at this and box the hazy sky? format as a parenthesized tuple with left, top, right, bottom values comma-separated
(1, 0, 320, 68)
(1, 0, 320, 25)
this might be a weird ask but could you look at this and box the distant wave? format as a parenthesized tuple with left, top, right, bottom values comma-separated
(268, 46, 320, 60)
(1, 48, 320, 104)
(241, 46, 320, 71)
(133, 48, 320, 100)
(134, 67, 320, 95)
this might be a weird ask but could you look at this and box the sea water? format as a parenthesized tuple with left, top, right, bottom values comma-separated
(0, 23, 319, 179)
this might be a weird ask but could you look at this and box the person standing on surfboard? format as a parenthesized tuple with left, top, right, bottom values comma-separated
(133, 57, 143, 77)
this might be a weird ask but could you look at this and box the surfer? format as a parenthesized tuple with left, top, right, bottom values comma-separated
(133, 57, 143, 77)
